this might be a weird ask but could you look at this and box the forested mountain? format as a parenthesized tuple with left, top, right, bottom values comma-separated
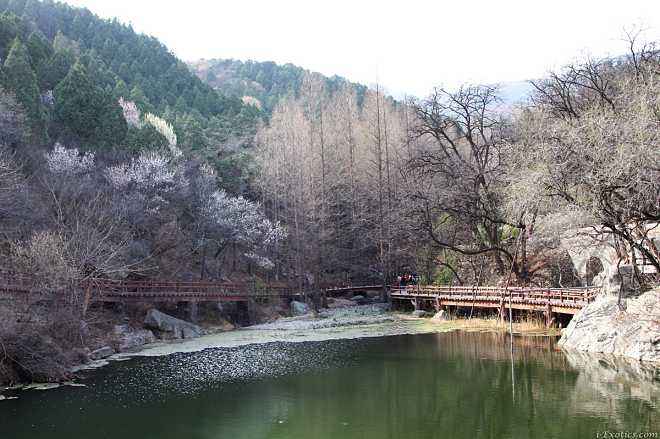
(0, 0, 261, 188)
(190, 58, 368, 114)
(1, 0, 656, 289)
(0, 0, 287, 288)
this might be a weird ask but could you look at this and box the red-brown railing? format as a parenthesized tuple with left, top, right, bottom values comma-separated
(0, 269, 599, 307)
(0, 270, 298, 302)
(389, 285, 599, 308)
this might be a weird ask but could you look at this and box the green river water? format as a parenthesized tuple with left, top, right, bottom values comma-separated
(1, 331, 658, 439)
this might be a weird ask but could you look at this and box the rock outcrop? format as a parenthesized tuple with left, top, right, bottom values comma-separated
(558, 289, 660, 362)
(144, 309, 203, 339)
(113, 324, 157, 350)
(290, 301, 310, 316)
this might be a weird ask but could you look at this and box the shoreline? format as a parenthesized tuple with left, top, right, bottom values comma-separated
(5, 300, 659, 396)
(2, 305, 563, 395)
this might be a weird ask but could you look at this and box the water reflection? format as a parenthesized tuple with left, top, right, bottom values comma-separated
(1, 332, 658, 439)
(563, 349, 660, 429)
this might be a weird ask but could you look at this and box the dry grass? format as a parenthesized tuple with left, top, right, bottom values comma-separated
(445, 316, 559, 336)
(398, 311, 560, 336)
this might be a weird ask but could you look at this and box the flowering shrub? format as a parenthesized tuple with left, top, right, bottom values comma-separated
(105, 151, 184, 192)
(202, 190, 286, 268)
(45, 143, 95, 175)
(118, 99, 182, 158)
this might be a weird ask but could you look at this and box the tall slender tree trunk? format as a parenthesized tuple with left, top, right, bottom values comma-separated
(375, 84, 388, 296)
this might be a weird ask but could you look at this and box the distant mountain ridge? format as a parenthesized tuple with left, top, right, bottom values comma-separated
(190, 58, 536, 116)
(189, 58, 368, 114)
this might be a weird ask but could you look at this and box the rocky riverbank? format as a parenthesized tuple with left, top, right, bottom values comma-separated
(558, 288, 660, 363)
(0, 296, 386, 387)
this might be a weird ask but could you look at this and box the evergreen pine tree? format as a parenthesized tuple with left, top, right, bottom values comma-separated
(42, 48, 74, 89)
(54, 61, 126, 147)
(0, 12, 22, 59)
(2, 37, 44, 141)
(129, 84, 151, 110)
(54, 61, 98, 140)
(94, 91, 127, 147)
(26, 31, 52, 78)
(113, 79, 130, 99)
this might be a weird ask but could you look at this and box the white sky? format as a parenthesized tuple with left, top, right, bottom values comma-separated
(64, 0, 660, 97)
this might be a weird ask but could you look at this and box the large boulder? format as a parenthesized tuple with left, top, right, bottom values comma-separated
(113, 324, 156, 351)
(144, 309, 203, 339)
(558, 289, 660, 362)
(412, 310, 429, 318)
(290, 300, 310, 316)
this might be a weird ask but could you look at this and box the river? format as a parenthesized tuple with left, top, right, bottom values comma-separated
(1, 310, 659, 438)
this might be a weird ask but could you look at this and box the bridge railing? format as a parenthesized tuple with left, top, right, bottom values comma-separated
(0, 268, 600, 305)
(81, 278, 298, 299)
(0, 270, 300, 300)
(389, 285, 599, 305)
(323, 285, 384, 294)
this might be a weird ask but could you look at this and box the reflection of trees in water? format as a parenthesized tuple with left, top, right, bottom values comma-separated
(563, 349, 660, 430)
(99, 334, 660, 438)
(9, 333, 656, 439)
(360, 332, 615, 438)
(432, 331, 568, 366)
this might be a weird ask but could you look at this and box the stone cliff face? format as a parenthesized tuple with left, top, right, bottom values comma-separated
(558, 288, 660, 362)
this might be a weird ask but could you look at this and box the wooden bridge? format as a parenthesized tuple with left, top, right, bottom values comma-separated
(0, 271, 299, 302)
(389, 285, 600, 325)
(0, 270, 599, 323)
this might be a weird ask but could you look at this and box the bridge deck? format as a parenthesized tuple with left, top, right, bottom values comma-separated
(390, 285, 599, 315)
(0, 270, 599, 316)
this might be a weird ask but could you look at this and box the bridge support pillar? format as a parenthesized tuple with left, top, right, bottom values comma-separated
(545, 304, 555, 328)
(248, 299, 257, 324)
(188, 302, 199, 323)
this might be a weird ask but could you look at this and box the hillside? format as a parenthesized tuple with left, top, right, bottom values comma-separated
(0, 0, 260, 170)
(189, 58, 368, 114)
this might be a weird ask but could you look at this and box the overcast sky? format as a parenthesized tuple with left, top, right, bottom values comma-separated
(63, 0, 660, 97)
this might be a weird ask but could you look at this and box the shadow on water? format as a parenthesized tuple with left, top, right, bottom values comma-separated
(1, 332, 658, 439)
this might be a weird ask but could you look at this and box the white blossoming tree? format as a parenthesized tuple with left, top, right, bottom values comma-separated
(144, 113, 182, 158)
(192, 175, 286, 277)
(36, 139, 284, 282)
(45, 143, 95, 175)
(118, 97, 141, 128)
(118, 98, 183, 158)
